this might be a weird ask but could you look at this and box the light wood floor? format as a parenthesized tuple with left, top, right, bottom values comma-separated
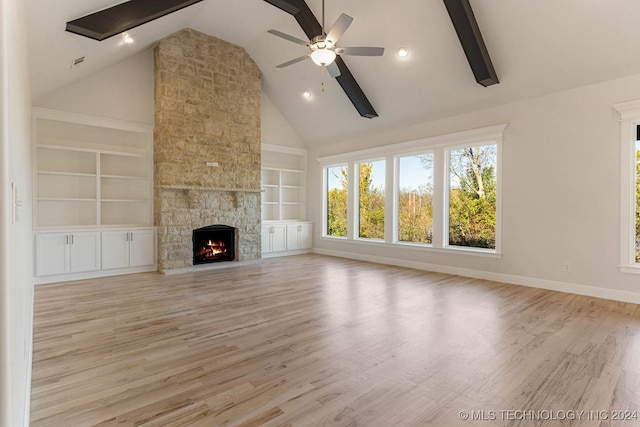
(30, 254, 640, 426)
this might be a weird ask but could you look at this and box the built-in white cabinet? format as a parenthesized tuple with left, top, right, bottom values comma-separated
(101, 228, 156, 270)
(286, 222, 313, 251)
(261, 224, 287, 254)
(35, 231, 100, 277)
(33, 109, 157, 284)
(261, 221, 312, 257)
(261, 144, 312, 257)
(34, 227, 156, 284)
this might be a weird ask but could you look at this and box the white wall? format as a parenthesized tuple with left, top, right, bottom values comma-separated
(261, 93, 305, 149)
(34, 48, 305, 151)
(34, 49, 155, 124)
(308, 73, 640, 303)
(1, 0, 34, 425)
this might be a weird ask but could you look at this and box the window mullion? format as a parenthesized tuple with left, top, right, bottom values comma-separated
(347, 162, 356, 240)
(385, 155, 395, 243)
(431, 147, 446, 249)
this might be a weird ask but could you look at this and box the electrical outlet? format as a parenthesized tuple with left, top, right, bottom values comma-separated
(563, 262, 571, 273)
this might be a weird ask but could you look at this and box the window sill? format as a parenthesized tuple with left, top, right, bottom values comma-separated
(320, 236, 503, 259)
(619, 265, 640, 275)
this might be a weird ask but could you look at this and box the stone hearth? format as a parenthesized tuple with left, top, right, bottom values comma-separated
(153, 28, 262, 272)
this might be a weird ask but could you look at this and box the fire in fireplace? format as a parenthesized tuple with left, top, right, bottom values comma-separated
(192, 224, 235, 265)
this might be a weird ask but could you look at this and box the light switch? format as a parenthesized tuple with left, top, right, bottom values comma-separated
(11, 182, 22, 224)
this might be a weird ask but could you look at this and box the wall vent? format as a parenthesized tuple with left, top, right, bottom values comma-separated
(71, 56, 85, 68)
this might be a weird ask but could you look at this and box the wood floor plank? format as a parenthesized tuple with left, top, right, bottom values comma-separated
(30, 254, 640, 426)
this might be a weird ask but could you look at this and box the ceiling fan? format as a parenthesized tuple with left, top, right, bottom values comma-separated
(267, 0, 384, 78)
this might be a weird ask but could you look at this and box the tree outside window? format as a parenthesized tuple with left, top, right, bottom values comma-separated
(398, 154, 433, 244)
(327, 166, 348, 237)
(448, 144, 497, 249)
(358, 161, 385, 240)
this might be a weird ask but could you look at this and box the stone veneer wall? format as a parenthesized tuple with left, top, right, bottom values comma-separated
(154, 28, 262, 271)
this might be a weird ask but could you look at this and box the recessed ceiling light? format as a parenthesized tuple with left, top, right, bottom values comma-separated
(122, 33, 134, 45)
(303, 90, 312, 100)
(397, 47, 409, 58)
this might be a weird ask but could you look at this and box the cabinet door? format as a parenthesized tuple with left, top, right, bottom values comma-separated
(286, 223, 313, 251)
(261, 226, 273, 253)
(286, 224, 300, 250)
(35, 233, 69, 276)
(69, 232, 100, 273)
(298, 223, 313, 249)
(271, 225, 287, 252)
(129, 229, 156, 267)
(101, 231, 130, 270)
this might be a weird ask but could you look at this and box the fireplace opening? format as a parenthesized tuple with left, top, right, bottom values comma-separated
(192, 224, 236, 265)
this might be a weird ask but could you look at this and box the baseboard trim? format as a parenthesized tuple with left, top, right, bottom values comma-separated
(261, 249, 312, 259)
(313, 248, 640, 304)
(162, 259, 262, 275)
(34, 265, 158, 285)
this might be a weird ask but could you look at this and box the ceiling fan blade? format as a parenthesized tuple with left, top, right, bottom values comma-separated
(326, 61, 341, 78)
(276, 55, 310, 68)
(267, 29, 309, 46)
(335, 47, 385, 56)
(325, 13, 353, 45)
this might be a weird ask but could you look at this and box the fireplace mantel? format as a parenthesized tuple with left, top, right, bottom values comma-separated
(156, 185, 261, 193)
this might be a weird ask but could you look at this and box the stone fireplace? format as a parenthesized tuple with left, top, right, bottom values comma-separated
(154, 28, 262, 272)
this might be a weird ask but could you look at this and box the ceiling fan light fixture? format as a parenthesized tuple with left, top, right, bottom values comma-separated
(310, 48, 336, 66)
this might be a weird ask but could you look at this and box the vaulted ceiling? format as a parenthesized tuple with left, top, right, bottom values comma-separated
(25, 0, 640, 145)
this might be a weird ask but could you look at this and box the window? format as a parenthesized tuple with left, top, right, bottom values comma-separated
(358, 160, 385, 240)
(326, 165, 348, 237)
(319, 124, 505, 256)
(447, 144, 497, 249)
(397, 154, 433, 244)
(613, 100, 640, 272)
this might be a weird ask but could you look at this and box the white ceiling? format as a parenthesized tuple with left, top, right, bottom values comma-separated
(25, 0, 640, 145)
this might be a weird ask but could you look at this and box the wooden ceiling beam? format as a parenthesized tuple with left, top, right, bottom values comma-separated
(66, 0, 203, 41)
(443, 0, 499, 87)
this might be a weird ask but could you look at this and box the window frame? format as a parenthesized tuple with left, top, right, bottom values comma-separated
(355, 157, 386, 242)
(444, 141, 501, 253)
(394, 150, 435, 247)
(613, 100, 640, 273)
(323, 163, 349, 239)
(319, 124, 506, 257)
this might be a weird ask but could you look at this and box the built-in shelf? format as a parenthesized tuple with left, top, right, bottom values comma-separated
(261, 143, 307, 222)
(101, 174, 149, 179)
(33, 108, 153, 229)
(37, 171, 97, 177)
(37, 198, 97, 202)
